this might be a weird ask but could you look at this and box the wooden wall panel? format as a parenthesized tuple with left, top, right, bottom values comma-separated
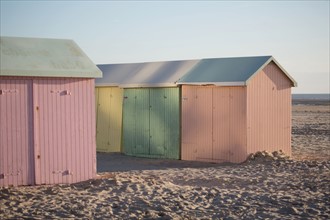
(0, 78, 34, 187)
(247, 61, 292, 156)
(34, 78, 96, 185)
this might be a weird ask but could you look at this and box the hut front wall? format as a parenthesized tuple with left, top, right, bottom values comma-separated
(247, 61, 292, 156)
(181, 85, 247, 163)
(123, 88, 180, 159)
(33, 78, 96, 185)
(0, 77, 96, 187)
(95, 87, 123, 152)
(0, 78, 35, 186)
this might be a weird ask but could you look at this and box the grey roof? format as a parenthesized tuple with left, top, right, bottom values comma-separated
(96, 60, 199, 87)
(96, 63, 142, 86)
(0, 36, 102, 78)
(177, 56, 297, 86)
(96, 56, 297, 88)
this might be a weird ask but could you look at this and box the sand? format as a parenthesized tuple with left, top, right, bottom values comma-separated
(1, 100, 329, 219)
(292, 100, 330, 161)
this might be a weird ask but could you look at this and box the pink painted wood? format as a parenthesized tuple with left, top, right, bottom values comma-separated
(247, 61, 292, 156)
(34, 78, 96, 185)
(1, 77, 96, 187)
(181, 85, 247, 163)
(0, 78, 34, 186)
(181, 61, 293, 164)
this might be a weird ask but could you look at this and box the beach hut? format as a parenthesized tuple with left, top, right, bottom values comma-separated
(119, 60, 198, 159)
(0, 36, 102, 187)
(177, 56, 297, 163)
(94, 64, 141, 152)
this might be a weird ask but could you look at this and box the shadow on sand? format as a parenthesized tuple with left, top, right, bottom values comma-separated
(97, 152, 235, 172)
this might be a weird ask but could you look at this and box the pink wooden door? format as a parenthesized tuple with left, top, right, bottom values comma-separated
(212, 87, 230, 162)
(0, 79, 34, 186)
(33, 79, 96, 185)
(195, 87, 213, 160)
(181, 86, 213, 161)
(227, 87, 247, 163)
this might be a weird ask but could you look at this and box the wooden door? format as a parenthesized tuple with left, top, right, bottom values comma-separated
(0, 79, 34, 187)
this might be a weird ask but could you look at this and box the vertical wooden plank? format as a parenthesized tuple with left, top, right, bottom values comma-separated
(108, 87, 123, 152)
(96, 87, 111, 152)
(149, 88, 165, 156)
(123, 89, 136, 155)
(164, 87, 180, 159)
(26, 80, 35, 185)
(228, 87, 247, 163)
(0, 79, 33, 186)
(77, 79, 85, 181)
(212, 87, 230, 162)
(247, 61, 292, 156)
(195, 86, 213, 160)
(134, 89, 150, 155)
(0, 79, 9, 186)
(32, 79, 42, 185)
(181, 85, 198, 161)
(90, 79, 97, 180)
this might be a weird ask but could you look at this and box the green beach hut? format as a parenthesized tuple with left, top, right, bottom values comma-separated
(120, 60, 198, 159)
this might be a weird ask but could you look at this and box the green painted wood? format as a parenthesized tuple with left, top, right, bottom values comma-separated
(149, 88, 165, 155)
(134, 89, 150, 155)
(122, 87, 180, 159)
(164, 88, 180, 159)
(122, 89, 136, 155)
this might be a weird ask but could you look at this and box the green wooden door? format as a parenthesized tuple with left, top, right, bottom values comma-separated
(123, 89, 136, 155)
(134, 89, 150, 155)
(163, 88, 180, 159)
(123, 88, 180, 159)
(149, 88, 165, 155)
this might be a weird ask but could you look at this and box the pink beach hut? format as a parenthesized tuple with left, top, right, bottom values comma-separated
(0, 36, 102, 187)
(177, 56, 297, 163)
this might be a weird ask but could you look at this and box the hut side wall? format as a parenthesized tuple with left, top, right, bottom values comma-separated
(181, 85, 247, 163)
(33, 78, 96, 185)
(95, 87, 123, 152)
(123, 88, 180, 159)
(247, 61, 292, 156)
(0, 78, 35, 187)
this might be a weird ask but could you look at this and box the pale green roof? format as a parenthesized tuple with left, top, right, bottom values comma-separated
(177, 56, 297, 87)
(0, 36, 102, 78)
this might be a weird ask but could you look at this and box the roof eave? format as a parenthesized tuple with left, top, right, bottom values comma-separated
(119, 83, 178, 88)
(95, 83, 120, 87)
(176, 82, 246, 86)
(0, 70, 102, 78)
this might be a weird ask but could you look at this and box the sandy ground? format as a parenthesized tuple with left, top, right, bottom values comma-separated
(1, 100, 329, 219)
(292, 100, 330, 161)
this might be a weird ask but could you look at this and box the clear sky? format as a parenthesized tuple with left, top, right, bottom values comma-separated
(1, 0, 329, 93)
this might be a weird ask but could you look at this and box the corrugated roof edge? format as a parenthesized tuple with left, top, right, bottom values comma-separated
(245, 56, 297, 87)
(95, 83, 120, 87)
(119, 83, 180, 88)
(176, 82, 246, 86)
